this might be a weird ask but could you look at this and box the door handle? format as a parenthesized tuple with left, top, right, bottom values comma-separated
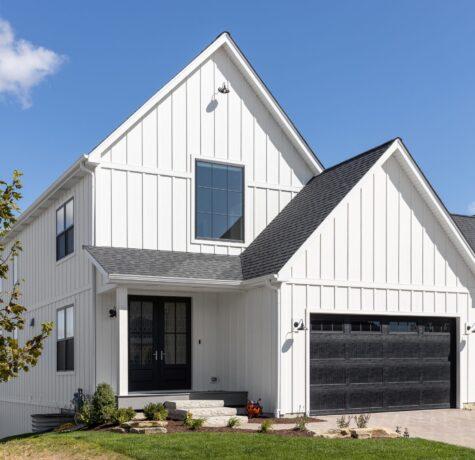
(153, 350, 158, 361)
(160, 350, 165, 361)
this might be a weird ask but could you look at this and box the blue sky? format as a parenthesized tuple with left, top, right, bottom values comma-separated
(0, 1, 474, 214)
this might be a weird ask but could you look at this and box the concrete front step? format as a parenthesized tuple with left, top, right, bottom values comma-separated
(168, 406, 238, 420)
(164, 400, 225, 410)
(203, 415, 248, 428)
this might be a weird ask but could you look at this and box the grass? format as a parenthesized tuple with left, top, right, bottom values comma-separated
(1, 431, 475, 459)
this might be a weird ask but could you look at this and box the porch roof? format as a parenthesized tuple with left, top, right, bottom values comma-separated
(84, 246, 243, 281)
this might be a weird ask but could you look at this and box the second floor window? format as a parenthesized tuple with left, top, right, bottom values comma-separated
(195, 161, 244, 241)
(56, 199, 74, 261)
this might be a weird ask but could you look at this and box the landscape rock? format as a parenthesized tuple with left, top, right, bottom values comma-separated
(129, 426, 167, 434)
(110, 427, 127, 433)
(122, 420, 168, 429)
(317, 427, 400, 440)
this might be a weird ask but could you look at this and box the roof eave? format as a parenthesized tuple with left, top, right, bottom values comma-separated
(5, 156, 99, 243)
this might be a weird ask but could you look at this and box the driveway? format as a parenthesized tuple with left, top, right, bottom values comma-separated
(307, 409, 475, 450)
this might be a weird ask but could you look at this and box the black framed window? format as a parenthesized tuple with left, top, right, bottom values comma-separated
(425, 320, 450, 333)
(57, 305, 74, 371)
(311, 319, 343, 332)
(56, 198, 74, 261)
(351, 320, 382, 332)
(388, 320, 418, 333)
(195, 161, 244, 241)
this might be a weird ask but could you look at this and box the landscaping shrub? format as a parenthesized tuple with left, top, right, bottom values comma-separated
(336, 415, 352, 429)
(227, 417, 240, 428)
(75, 399, 93, 426)
(294, 416, 309, 431)
(91, 383, 116, 425)
(143, 402, 168, 421)
(259, 420, 273, 433)
(355, 414, 371, 428)
(111, 407, 136, 425)
(183, 412, 204, 430)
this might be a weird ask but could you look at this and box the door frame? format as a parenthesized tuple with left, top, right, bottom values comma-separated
(128, 295, 192, 392)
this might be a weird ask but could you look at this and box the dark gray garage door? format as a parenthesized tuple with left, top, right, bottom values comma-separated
(310, 314, 456, 415)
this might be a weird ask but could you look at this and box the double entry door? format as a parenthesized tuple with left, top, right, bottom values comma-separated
(128, 296, 191, 392)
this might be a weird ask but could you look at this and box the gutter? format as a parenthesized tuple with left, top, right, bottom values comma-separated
(5, 155, 99, 242)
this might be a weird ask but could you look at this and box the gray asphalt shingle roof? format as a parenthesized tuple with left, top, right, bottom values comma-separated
(240, 139, 396, 279)
(84, 246, 243, 280)
(451, 214, 475, 253)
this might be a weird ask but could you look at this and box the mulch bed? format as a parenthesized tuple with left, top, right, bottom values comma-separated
(247, 417, 324, 424)
(162, 421, 315, 437)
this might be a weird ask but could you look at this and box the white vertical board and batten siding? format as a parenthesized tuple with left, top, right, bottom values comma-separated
(94, 48, 313, 255)
(95, 286, 276, 410)
(278, 154, 475, 414)
(0, 175, 95, 438)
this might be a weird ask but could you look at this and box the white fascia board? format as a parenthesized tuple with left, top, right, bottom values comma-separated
(5, 156, 99, 242)
(86, 33, 323, 174)
(277, 140, 401, 277)
(88, 269, 277, 291)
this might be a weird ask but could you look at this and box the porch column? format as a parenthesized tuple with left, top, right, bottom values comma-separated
(116, 286, 128, 396)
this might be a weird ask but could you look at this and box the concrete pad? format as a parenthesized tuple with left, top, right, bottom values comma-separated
(307, 409, 475, 450)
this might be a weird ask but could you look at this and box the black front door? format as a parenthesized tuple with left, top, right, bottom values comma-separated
(128, 296, 191, 392)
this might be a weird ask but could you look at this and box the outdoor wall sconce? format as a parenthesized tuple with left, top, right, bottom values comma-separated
(293, 319, 306, 332)
(30, 318, 35, 327)
(109, 307, 117, 318)
(218, 82, 230, 94)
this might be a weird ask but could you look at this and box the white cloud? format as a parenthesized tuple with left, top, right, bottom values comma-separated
(0, 18, 65, 108)
(468, 201, 475, 216)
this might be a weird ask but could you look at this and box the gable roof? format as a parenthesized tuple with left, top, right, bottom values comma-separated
(451, 214, 475, 252)
(240, 139, 396, 280)
(84, 246, 242, 281)
(87, 32, 323, 173)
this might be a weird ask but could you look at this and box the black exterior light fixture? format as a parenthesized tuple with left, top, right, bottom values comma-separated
(109, 307, 117, 318)
(293, 319, 306, 332)
(218, 82, 230, 94)
(30, 318, 35, 327)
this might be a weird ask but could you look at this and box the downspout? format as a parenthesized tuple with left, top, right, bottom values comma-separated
(266, 276, 282, 417)
(80, 158, 97, 389)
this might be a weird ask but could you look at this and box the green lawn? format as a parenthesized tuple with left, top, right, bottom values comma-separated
(2, 431, 475, 459)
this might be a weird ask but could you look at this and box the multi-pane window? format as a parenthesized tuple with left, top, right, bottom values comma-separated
(351, 320, 382, 332)
(311, 319, 343, 332)
(195, 161, 244, 241)
(56, 199, 74, 261)
(57, 305, 74, 371)
(388, 321, 418, 333)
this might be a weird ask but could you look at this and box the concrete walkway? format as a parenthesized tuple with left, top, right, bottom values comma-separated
(238, 410, 475, 450)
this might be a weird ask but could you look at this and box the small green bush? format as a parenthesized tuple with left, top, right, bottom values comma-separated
(143, 402, 168, 421)
(75, 399, 93, 426)
(336, 415, 352, 429)
(92, 383, 116, 425)
(259, 419, 273, 433)
(227, 417, 240, 428)
(183, 412, 204, 430)
(112, 407, 136, 425)
(294, 416, 308, 431)
(355, 414, 371, 429)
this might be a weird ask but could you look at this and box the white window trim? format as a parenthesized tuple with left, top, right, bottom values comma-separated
(56, 304, 75, 374)
(55, 196, 75, 263)
(192, 158, 246, 246)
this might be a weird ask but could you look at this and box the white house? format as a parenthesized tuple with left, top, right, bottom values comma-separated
(1, 32, 474, 438)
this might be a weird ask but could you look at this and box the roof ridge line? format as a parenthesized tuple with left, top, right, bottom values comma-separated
(315, 138, 398, 176)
